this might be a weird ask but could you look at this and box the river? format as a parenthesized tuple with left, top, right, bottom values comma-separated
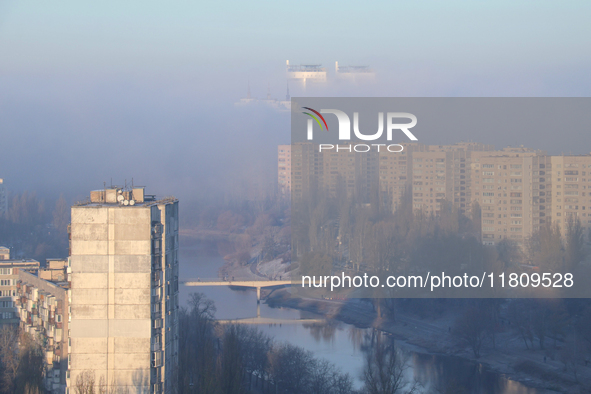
(180, 240, 541, 393)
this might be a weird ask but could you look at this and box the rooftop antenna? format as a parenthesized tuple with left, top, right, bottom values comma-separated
(286, 82, 290, 101)
(110, 178, 113, 188)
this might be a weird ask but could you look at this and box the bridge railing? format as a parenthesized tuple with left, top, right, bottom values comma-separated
(182, 278, 289, 283)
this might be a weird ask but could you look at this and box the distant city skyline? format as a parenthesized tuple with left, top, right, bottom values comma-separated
(282, 141, 591, 248)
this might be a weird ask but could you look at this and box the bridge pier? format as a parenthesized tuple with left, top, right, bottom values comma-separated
(256, 287, 261, 304)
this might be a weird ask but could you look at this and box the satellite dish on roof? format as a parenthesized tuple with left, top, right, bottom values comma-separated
(117, 195, 124, 202)
(123, 200, 129, 206)
(129, 200, 135, 206)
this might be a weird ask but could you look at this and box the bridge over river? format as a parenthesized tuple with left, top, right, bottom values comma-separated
(182, 278, 292, 303)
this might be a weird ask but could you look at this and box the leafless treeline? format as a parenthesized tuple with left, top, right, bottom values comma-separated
(177, 292, 355, 394)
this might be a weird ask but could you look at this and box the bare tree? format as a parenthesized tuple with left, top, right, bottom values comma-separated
(453, 306, 488, 358)
(508, 300, 535, 350)
(565, 216, 587, 271)
(362, 330, 419, 394)
(0, 325, 19, 393)
(269, 343, 313, 393)
(75, 370, 96, 394)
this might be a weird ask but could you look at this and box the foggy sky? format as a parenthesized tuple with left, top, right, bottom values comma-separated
(1, 1, 590, 204)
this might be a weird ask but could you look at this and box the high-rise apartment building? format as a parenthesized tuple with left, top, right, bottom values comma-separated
(471, 148, 545, 246)
(282, 143, 591, 248)
(69, 187, 179, 393)
(550, 155, 591, 237)
(278, 145, 292, 196)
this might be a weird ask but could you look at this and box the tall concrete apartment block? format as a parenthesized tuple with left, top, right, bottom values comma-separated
(287, 142, 380, 204)
(69, 187, 179, 393)
(471, 148, 545, 246)
(278, 145, 292, 196)
(550, 155, 591, 237)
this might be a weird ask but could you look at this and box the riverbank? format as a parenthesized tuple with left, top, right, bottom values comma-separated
(266, 289, 590, 394)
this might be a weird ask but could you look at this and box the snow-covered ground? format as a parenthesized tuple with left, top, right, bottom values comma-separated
(257, 258, 291, 279)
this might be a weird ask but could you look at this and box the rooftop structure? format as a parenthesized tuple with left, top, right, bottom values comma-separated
(286, 60, 327, 88)
(235, 83, 291, 111)
(335, 61, 375, 81)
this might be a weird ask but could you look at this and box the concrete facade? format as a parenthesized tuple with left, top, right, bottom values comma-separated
(69, 188, 178, 393)
(0, 259, 40, 326)
(550, 155, 591, 237)
(472, 148, 543, 247)
(278, 145, 292, 196)
(16, 270, 69, 393)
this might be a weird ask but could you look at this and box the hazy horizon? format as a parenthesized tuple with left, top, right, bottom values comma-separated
(1, 1, 591, 204)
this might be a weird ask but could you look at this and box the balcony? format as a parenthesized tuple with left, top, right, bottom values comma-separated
(152, 272, 162, 288)
(151, 351, 162, 367)
(151, 341, 162, 352)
